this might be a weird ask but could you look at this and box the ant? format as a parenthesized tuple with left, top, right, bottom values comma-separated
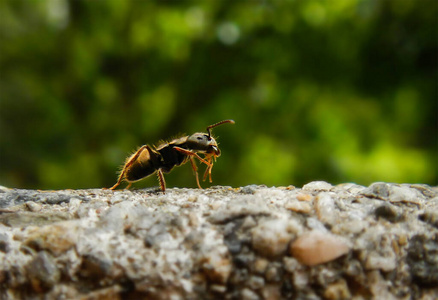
(109, 120, 235, 193)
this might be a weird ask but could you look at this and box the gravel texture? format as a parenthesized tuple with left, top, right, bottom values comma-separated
(0, 182, 437, 299)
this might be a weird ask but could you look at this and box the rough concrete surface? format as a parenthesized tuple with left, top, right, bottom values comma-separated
(0, 182, 437, 299)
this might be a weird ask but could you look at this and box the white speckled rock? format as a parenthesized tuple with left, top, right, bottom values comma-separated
(0, 183, 437, 299)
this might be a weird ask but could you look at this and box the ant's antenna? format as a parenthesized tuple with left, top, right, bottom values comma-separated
(206, 119, 235, 137)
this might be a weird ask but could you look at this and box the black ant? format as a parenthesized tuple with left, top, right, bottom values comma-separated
(109, 120, 235, 193)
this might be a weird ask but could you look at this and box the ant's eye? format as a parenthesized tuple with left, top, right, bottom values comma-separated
(197, 136, 203, 141)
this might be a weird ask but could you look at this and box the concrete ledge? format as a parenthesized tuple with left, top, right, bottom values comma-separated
(0, 182, 437, 299)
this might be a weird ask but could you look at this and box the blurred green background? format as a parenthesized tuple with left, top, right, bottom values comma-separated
(0, 0, 437, 190)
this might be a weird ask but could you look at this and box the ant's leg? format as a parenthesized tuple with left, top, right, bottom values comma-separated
(109, 176, 124, 190)
(203, 158, 214, 183)
(207, 165, 213, 183)
(109, 171, 126, 190)
(157, 169, 166, 193)
(110, 145, 150, 190)
(189, 157, 202, 189)
(173, 147, 211, 167)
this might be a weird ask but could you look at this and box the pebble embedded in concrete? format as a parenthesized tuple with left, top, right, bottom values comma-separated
(290, 230, 350, 266)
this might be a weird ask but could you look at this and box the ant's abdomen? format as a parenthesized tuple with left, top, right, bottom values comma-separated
(124, 146, 159, 182)
(125, 161, 156, 181)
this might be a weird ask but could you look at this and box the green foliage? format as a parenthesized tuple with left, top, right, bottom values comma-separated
(0, 0, 436, 189)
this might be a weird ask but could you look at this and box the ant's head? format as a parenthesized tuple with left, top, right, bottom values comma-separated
(186, 120, 235, 156)
(187, 133, 219, 156)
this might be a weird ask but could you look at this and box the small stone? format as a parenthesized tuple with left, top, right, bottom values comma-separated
(344, 259, 363, 278)
(208, 196, 271, 224)
(26, 201, 42, 212)
(261, 284, 281, 300)
(240, 185, 258, 194)
(45, 284, 78, 300)
(233, 253, 254, 268)
(68, 198, 82, 216)
(364, 234, 397, 272)
(27, 251, 60, 291)
(418, 210, 438, 228)
(251, 218, 298, 257)
(200, 250, 232, 284)
(76, 285, 123, 300)
(253, 258, 269, 274)
(0, 211, 68, 227)
(224, 232, 242, 254)
(241, 216, 257, 230)
(314, 193, 336, 225)
(24, 222, 80, 255)
(0, 233, 10, 253)
(389, 186, 423, 204)
(292, 270, 309, 290)
(302, 181, 333, 192)
(406, 234, 438, 287)
(313, 267, 338, 286)
(265, 263, 282, 282)
(362, 182, 390, 199)
(209, 201, 222, 210)
(283, 257, 301, 274)
(368, 270, 395, 300)
(335, 221, 368, 237)
(365, 251, 397, 272)
(290, 230, 350, 266)
(248, 275, 265, 290)
(230, 268, 249, 285)
(79, 254, 113, 279)
(323, 279, 351, 300)
(296, 193, 313, 202)
(334, 183, 366, 194)
(280, 279, 294, 298)
(374, 205, 402, 222)
(241, 287, 260, 300)
(398, 234, 408, 246)
(187, 195, 198, 202)
(285, 201, 312, 214)
(306, 217, 327, 231)
(188, 212, 199, 227)
(410, 184, 438, 198)
(210, 284, 227, 294)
